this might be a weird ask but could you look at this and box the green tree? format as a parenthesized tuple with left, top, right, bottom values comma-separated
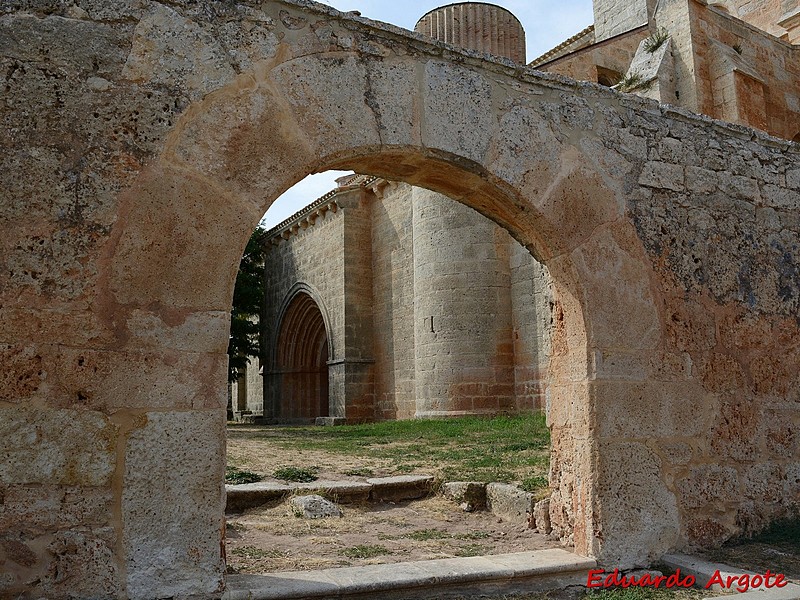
(228, 227, 266, 382)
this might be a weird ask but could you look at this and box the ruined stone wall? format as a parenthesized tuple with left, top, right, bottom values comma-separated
(536, 28, 648, 85)
(627, 109, 800, 548)
(371, 182, 417, 420)
(2, 0, 800, 596)
(685, 1, 800, 140)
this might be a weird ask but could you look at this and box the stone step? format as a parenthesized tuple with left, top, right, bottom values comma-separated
(226, 482, 293, 512)
(367, 475, 435, 502)
(224, 548, 596, 600)
(663, 553, 800, 600)
(226, 475, 434, 513)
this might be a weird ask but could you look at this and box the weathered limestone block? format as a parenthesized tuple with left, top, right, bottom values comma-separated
(367, 475, 434, 502)
(271, 54, 382, 159)
(422, 60, 494, 166)
(294, 480, 372, 504)
(442, 482, 487, 511)
(595, 441, 680, 567)
(225, 482, 292, 513)
(533, 498, 552, 535)
(123, 3, 238, 100)
(675, 465, 741, 510)
(595, 381, 713, 439)
(486, 483, 534, 524)
(122, 411, 225, 600)
(289, 494, 342, 519)
(53, 347, 227, 412)
(638, 161, 685, 192)
(0, 408, 116, 487)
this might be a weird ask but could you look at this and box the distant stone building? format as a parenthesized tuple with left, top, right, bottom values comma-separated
(233, 0, 800, 423)
(236, 177, 554, 423)
(531, 0, 800, 142)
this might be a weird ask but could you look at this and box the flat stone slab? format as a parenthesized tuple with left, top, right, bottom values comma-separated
(663, 553, 800, 599)
(294, 480, 372, 503)
(225, 549, 596, 600)
(226, 482, 292, 512)
(367, 475, 435, 502)
(226, 475, 438, 512)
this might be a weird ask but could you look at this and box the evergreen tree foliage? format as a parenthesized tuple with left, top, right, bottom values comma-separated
(228, 227, 266, 382)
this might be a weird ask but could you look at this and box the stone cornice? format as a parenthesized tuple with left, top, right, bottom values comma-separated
(262, 175, 379, 246)
(529, 25, 595, 67)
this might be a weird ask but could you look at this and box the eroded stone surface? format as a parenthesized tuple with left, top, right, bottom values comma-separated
(486, 483, 534, 524)
(0, 408, 116, 487)
(122, 411, 225, 600)
(2, 0, 799, 597)
(289, 494, 343, 519)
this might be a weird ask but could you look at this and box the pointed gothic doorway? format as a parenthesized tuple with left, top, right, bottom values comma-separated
(270, 291, 330, 421)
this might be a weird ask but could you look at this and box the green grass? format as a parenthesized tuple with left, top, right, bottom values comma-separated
(273, 465, 319, 482)
(340, 544, 392, 559)
(343, 467, 375, 477)
(225, 466, 262, 485)
(521, 475, 549, 493)
(454, 531, 490, 540)
(703, 515, 800, 581)
(237, 414, 550, 486)
(454, 543, 492, 557)
(643, 27, 669, 53)
(404, 528, 450, 541)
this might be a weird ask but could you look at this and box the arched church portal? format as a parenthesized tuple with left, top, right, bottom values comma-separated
(273, 292, 330, 420)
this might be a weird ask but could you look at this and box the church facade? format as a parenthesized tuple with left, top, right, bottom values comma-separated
(233, 0, 800, 423)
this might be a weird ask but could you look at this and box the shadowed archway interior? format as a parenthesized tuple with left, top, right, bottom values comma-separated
(273, 292, 330, 420)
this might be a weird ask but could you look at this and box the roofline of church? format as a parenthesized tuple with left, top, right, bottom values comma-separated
(529, 24, 596, 67)
(260, 175, 380, 245)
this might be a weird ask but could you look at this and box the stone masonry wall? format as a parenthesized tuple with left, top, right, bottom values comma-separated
(627, 108, 800, 548)
(536, 28, 647, 87)
(412, 187, 516, 417)
(684, 1, 800, 140)
(510, 241, 553, 412)
(371, 182, 417, 420)
(263, 200, 346, 418)
(593, 0, 651, 41)
(2, 0, 799, 596)
(339, 188, 376, 422)
(715, 0, 789, 37)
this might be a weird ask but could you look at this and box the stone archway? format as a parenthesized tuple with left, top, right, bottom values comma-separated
(112, 39, 667, 598)
(4, 1, 799, 599)
(272, 291, 330, 421)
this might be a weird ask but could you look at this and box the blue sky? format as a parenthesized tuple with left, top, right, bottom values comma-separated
(261, 0, 594, 229)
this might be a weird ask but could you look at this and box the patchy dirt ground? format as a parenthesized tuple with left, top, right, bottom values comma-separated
(226, 495, 563, 574)
(227, 431, 404, 483)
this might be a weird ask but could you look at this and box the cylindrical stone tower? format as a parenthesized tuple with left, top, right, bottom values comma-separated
(412, 187, 515, 418)
(415, 2, 526, 63)
(411, 3, 525, 418)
